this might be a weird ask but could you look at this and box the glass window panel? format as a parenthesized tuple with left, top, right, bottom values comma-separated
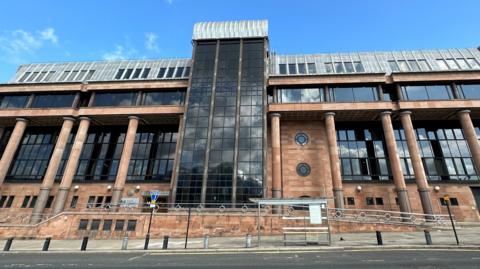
(93, 92, 135, 106)
(279, 64, 287, 74)
(288, 63, 297, 74)
(175, 67, 184, 78)
(31, 93, 75, 108)
(132, 68, 142, 79)
(446, 59, 459, 69)
(398, 60, 409, 71)
(388, 61, 399, 72)
(334, 62, 344, 73)
(426, 85, 451, 100)
(141, 68, 150, 78)
(0, 95, 29, 109)
(166, 67, 175, 77)
(307, 63, 316, 74)
(408, 60, 420, 71)
(143, 91, 184, 105)
(418, 60, 430, 71)
(297, 63, 306, 74)
(436, 59, 449, 70)
(467, 58, 480, 68)
(460, 84, 480, 99)
(157, 67, 167, 78)
(344, 62, 354, 73)
(457, 58, 469, 69)
(332, 87, 354, 102)
(403, 86, 428, 100)
(354, 62, 365, 72)
(124, 69, 133, 79)
(324, 62, 334, 73)
(353, 87, 377, 102)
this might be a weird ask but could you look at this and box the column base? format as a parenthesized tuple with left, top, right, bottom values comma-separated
(396, 189, 412, 221)
(111, 188, 123, 210)
(52, 188, 70, 215)
(30, 188, 51, 224)
(418, 188, 434, 218)
(333, 189, 344, 209)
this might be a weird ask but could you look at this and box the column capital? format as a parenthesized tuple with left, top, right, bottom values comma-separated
(269, 113, 281, 119)
(62, 117, 76, 122)
(399, 110, 412, 116)
(324, 112, 336, 117)
(78, 116, 91, 122)
(457, 109, 471, 115)
(128, 116, 141, 121)
(380, 111, 392, 116)
(15, 117, 28, 123)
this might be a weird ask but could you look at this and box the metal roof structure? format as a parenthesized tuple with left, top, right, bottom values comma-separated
(9, 58, 191, 84)
(270, 48, 480, 76)
(192, 20, 268, 40)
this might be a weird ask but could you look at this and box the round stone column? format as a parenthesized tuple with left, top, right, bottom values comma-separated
(52, 117, 91, 215)
(270, 113, 282, 199)
(111, 116, 140, 207)
(380, 111, 411, 215)
(399, 111, 433, 216)
(457, 110, 480, 173)
(30, 117, 75, 223)
(324, 112, 344, 209)
(0, 118, 28, 187)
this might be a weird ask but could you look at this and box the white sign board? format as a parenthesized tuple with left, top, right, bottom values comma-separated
(120, 198, 139, 208)
(309, 204, 322, 224)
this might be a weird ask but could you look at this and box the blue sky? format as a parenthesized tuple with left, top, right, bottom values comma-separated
(0, 0, 479, 82)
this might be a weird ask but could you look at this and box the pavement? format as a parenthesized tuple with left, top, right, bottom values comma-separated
(1, 250, 480, 268)
(1, 227, 480, 252)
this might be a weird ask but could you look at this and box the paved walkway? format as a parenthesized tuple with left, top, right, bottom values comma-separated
(1, 227, 479, 251)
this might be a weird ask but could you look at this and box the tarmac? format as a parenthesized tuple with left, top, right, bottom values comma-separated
(1, 227, 480, 253)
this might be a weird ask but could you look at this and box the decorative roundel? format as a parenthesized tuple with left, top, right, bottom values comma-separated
(296, 163, 311, 177)
(295, 133, 309, 146)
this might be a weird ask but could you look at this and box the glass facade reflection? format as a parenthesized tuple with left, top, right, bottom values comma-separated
(329, 86, 378, 102)
(337, 125, 391, 181)
(0, 95, 29, 109)
(401, 85, 452, 100)
(143, 90, 185, 106)
(31, 93, 76, 108)
(278, 88, 323, 103)
(176, 38, 265, 205)
(92, 92, 137, 107)
(458, 84, 480, 99)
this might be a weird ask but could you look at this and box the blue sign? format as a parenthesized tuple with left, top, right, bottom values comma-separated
(150, 190, 160, 202)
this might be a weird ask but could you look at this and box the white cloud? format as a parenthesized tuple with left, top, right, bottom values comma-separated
(165, 0, 174, 4)
(103, 45, 137, 61)
(145, 32, 160, 52)
(40, 28, 58, 44)
(0, 27, 59, 64)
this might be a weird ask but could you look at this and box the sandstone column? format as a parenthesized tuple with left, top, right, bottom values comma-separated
(52, 117, 91, 214)
(457, 110, 480, 173)
(30, 117, 75, 223)
(111, 116, 140, 207)
(270, 113, 282, 199)
(0, 118, 28, 187)
(399, 111, 433, 216)
(380, 111, 411, 215)
(324, 112, 344, 209)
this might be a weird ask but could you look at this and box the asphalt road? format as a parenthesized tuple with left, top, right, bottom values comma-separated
(0, 249, 479, 268)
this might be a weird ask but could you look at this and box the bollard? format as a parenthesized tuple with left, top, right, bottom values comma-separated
(424, 230, 432, 245)
(203, 235, 209, 249)
(162, 236, 169, 250)
(376, 231, 383, 246)
(42, 237, 51, 251)
(144, 234, 150, 250)
(121, 236, 129, 250)
(3, 237, 13, 251)
(245, 234, 252, 248)
(80, 236, 89, 251)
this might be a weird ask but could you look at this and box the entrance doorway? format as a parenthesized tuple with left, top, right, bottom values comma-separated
(471, 187, 480, 213)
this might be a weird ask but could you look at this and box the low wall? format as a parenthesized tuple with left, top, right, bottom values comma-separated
(0, 211, 424, 240)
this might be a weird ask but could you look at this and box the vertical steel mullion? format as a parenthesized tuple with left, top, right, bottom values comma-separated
(262, 37, 269, 199)
(201, 40, 220, 205)
(231, 39, 243, 206)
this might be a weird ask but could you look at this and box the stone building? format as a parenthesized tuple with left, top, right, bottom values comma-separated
(0, 20, 479, 238)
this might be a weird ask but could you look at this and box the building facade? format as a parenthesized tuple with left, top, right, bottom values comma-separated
(1, 20, 480, 231)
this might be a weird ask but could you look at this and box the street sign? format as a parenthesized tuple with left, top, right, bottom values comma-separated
(443, 195, 450, 201)
(150, 190, 160, 202)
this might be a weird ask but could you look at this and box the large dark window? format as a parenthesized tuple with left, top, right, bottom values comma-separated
(401, 85, 453, 100)
(458, 84, 480, 99)
(143, 90, 185, 106)
(74, 129, 125, 181)
(0, 95, 29, 109)
(330, 86, 378, 102)
(278, 88, 323, 103)
(127, 128, 177, 181)
(92, 92, 136, 107)
(31, 93, 75, 108)
(7, 129, 56, 180)
(396, 123, 477, 181)
(337, 125, 391, 180)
